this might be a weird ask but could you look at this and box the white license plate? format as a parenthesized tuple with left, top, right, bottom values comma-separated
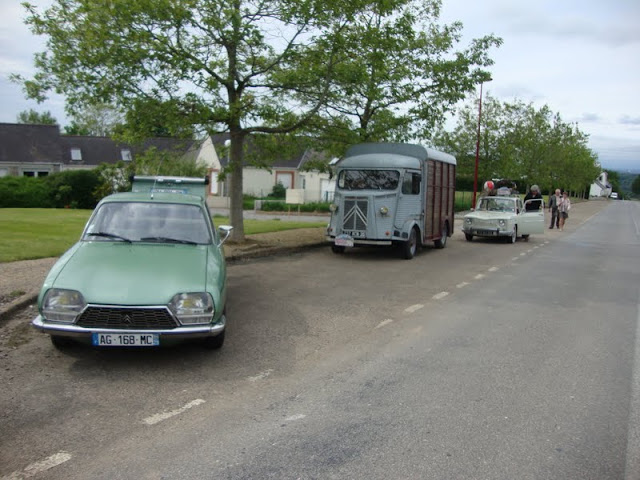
(92, 333, 159, 347)
(343, 230, 366, 238)
(335, 234, 354, 247)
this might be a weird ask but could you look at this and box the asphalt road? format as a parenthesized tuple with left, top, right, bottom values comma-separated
(1, 200, 639, 480)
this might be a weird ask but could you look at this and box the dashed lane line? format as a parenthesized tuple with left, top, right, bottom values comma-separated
(432, 292, 449, 300)
(2, 452, 72, 480)
(143, 399, 206, 426)
(404, 304, 424, 314)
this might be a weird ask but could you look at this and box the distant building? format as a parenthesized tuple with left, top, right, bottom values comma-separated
(589, 172, 612, 198)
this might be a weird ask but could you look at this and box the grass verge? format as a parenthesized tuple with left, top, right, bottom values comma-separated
(0, 208, 326, 263)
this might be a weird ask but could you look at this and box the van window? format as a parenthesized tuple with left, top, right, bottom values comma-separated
(338, 170, 400, 190)
(402, 172, 421, 195)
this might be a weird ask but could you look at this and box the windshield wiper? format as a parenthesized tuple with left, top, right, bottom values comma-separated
(139, 236, 198, 245)
(86, 232, 132, 243)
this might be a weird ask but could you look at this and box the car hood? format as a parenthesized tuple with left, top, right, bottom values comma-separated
(49, 242, 209, 305)
(465, 211, 515, 220)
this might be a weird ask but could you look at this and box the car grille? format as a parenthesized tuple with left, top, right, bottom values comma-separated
(343, 198, 368, 231)
(76, 306, 178, 330)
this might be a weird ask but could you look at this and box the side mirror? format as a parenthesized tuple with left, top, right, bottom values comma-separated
(217, 225, 233, 245)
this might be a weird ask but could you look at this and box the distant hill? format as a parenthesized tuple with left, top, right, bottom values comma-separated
(614, 171, 638, 195)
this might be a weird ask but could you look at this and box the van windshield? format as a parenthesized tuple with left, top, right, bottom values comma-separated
(338, 170, 400, 190)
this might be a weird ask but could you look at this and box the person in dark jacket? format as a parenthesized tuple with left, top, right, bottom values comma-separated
(548, 188, 560, 228)
(524, 185, 543, 211)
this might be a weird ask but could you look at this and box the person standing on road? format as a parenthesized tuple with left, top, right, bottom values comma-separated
(558, 191, 571, 231)
(524, 185, 543, 211)
(548, 188, 561, 229)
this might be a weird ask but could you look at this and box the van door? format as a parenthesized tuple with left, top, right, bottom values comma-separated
(518, 199, 545, 235)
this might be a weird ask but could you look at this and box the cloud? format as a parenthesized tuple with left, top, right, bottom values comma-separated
(619, 115, 640, 126)
(579, 113, 601, 123)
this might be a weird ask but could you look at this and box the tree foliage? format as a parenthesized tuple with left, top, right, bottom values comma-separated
(63, 103, 123, 136)
(16, 109, 58, 125)
(300, 0, 501, 153)
(431, 96, 600, 194)
(16, 0, 500, 241)
(632, 175, 640, 195)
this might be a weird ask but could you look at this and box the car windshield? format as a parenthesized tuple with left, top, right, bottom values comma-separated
(477, 197, 516, 213)
(337, 170, 400, 190)
(83, 202, 211, 244)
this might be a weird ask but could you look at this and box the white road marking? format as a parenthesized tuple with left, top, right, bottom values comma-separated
(375, 319, 394, 329)
(488, 267, 499, 272)
(624, 288, 640, 479)
(512, 257, 520, 261)
(248, 369, 274, 382)
(533, 246, 539, 249)
(2, 452, 72, 479)
(432, 292, 449, 300)
(285, 414, 306, 422)
(474, 274, 485, 280)
(520, 252, 526, 256)
(527, 249, 533, 253)
(404, 304, 424, 313)
(456, 282, 469, 289)
(143, 399, 206, 425)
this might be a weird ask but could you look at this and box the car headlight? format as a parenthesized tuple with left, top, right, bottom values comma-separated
(329, 203, 338, 212)
(498, 219, 506, 227)
(465, 218, 472, 225)
(42, 288, 86, 323)
(379, 206, 389, 215)
(169, 293, 214, 325)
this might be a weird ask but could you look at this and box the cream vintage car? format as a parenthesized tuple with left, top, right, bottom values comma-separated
(462, 195, 545, 243)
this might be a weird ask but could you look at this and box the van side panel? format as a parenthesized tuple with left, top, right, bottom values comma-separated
(423, 160, 456, 242)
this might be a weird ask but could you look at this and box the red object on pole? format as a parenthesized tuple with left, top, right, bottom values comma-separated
(472, 81, 485, 210)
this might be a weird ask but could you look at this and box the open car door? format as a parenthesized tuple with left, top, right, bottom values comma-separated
(519, 199, 545, 235)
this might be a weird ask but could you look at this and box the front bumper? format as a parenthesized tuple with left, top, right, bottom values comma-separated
(32, 314, 226, 340)
(325, 235, 392, 246)
(462, 226, 511, 238)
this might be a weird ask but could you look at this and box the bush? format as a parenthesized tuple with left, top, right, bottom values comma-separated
(0, 170, 101, 209)
(44, 169, 101, 209)
(268, 182, 286, 199)
(259, 201, 330, 213)
(0, 176, 51, 208)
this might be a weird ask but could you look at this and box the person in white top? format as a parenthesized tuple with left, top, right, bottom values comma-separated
(558, 191, 571, 231)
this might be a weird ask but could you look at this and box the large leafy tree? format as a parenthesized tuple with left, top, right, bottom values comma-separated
(16, 109, 58, 125)
(64, 103, 124, 136)
(431, 98, 600, 193)
(15, 0, 380, 241)
(302, 0, 502, 151)
(632, 175, 640, 196)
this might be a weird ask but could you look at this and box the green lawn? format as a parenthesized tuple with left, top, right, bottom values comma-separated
(0, 209, 326, 263)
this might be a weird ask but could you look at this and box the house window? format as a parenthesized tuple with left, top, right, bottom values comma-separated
(22, 171, 50, 178)
(70, 148, 82, 161)
(121, 149, 132, 161)
(0, 168, 7, 177)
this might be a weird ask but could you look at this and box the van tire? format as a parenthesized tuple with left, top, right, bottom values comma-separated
(331, 245, 345, 254)
(434, 223, 449, 249)
(465, 233, 473, 242)
(402, 228, 418, 260)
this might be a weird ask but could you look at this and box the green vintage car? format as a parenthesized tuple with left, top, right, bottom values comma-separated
(32, 176, 232, 350)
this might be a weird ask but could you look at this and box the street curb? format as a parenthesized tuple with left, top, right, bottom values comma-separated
(225, 241, 328, 263)
(0, 290, 38, 324)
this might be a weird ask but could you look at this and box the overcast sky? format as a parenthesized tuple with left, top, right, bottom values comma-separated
(1, 0, 639, 172)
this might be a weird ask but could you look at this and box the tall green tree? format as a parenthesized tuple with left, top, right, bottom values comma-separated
(15, 0, 382, 241)
(16, 108, 57, 125)
(63, 103, 123, 136)
(302, 0, 501, 151)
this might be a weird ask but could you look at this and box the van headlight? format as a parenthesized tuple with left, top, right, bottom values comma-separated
(42, 288, 86, 323)
(498, 219, 506, 227)
(379, 206, 389, 215)
(329, 203, 338, 212)
(465, 218, 473, 225)
(169, 293, 214, 325)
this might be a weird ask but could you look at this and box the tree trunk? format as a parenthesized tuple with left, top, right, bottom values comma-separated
(228, 132, 245, 242)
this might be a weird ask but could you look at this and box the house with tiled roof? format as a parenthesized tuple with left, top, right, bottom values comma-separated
(0, 123, 332, 204)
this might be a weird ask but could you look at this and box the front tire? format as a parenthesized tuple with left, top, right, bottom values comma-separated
(522, 234, 530, 242)
(50, 335, 73, 350)
(203, 331, 225, 350)
(331, 245, 345, 254)
(465, 233, 473, 242)
(402, 228, 418, 259)
(509, 227, 517, 244)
